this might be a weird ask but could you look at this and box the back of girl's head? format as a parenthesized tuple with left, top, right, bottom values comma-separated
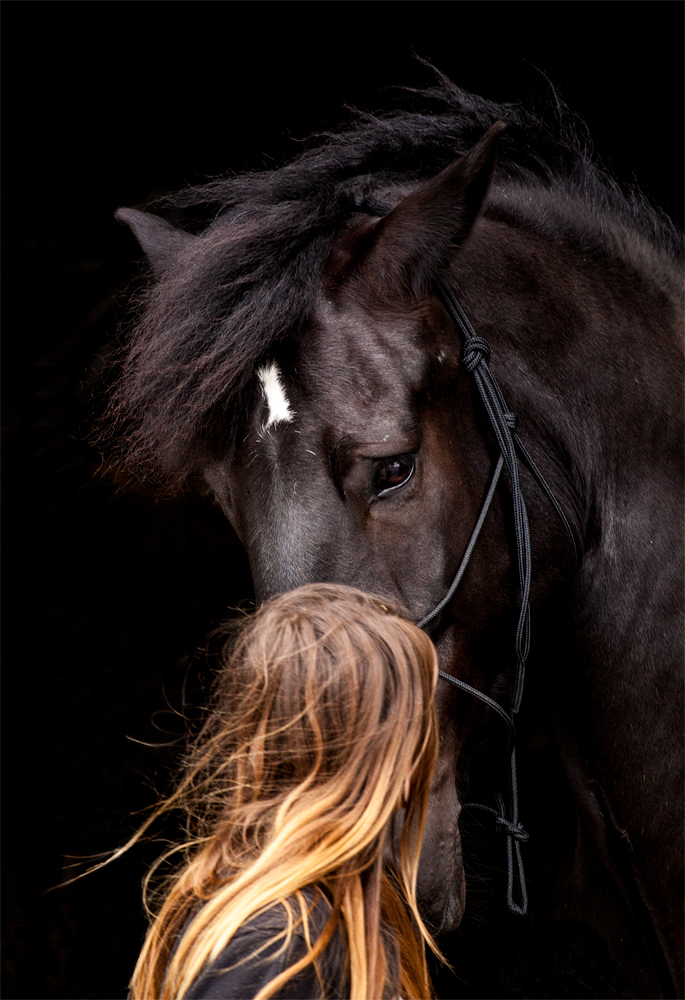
(192, 583, 438, 872)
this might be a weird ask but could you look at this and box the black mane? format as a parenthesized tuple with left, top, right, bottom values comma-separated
(101, 68, 681, 488)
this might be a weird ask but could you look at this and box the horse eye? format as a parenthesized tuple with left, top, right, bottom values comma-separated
(374, 455, 415, 496)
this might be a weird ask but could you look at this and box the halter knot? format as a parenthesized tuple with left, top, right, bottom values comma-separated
(495, 816, 529, 842)
(462, 336, 491, 372)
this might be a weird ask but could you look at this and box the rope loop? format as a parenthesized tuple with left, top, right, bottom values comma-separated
(462, 336, 491, 371)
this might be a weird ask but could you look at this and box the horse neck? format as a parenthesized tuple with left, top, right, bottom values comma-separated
(456, 209, 683, 548)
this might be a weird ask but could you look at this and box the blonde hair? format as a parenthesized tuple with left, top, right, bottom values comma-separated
(130, 583, 442, 999)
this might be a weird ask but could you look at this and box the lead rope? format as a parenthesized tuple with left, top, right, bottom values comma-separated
(416, 281, 576, 916)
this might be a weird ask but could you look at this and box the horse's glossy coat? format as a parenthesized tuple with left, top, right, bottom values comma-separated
(108, 77, 683, 997)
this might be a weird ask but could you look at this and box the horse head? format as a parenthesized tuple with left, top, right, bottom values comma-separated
(119, 120, 571, 933)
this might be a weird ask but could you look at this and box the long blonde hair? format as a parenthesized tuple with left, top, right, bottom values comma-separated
(130, 583, 442, 999)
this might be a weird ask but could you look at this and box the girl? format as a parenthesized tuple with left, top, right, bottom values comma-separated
(130, 583, 443, 999)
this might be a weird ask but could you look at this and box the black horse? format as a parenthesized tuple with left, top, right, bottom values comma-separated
(104, 74, 683, 998)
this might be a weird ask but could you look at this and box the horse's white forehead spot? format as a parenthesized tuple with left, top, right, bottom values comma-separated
(257, 362, 294, 429)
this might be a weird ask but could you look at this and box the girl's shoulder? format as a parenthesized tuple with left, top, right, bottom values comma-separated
(184, 889, 348, 1000)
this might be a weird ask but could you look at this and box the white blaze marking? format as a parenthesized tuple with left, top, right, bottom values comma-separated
(257, 362, 294, 429)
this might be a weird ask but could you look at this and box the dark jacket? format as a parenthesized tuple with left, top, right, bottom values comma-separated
(183, 894, 349, 1000)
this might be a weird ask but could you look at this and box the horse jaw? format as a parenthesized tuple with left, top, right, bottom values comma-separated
(415, 718, 467, 934)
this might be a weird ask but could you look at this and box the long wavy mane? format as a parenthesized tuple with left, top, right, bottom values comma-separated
(99, 66, 681, 488)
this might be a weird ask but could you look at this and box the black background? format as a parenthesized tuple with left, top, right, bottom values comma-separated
(3, 4, 683, 999)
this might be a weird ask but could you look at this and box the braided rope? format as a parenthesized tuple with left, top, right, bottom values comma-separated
(417, 281, 575, 915)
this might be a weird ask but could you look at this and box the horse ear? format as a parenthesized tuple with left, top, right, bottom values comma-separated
(115, 207, 196, 274)
(363, 120, 506, 297)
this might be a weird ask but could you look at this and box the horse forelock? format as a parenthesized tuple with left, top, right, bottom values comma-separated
(101, 68, 682, 488)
